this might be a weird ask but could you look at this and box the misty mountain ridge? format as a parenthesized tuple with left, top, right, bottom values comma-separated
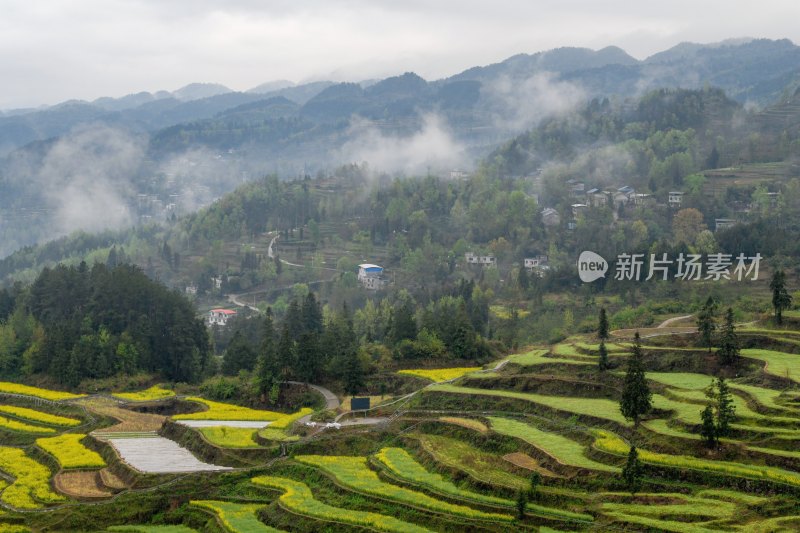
(1, 38, 798, 155)
(3, 38, 800, 258)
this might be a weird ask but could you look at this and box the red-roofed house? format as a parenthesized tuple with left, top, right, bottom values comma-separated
(209, 308, 237, 326)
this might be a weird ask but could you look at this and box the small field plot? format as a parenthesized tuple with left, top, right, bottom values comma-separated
(487, 416, 620, 473)
(83, 398, 165, 433)
(198, 427, 260, 448)
(741, 349, 800, 382)
(602, 493, 736, 519)
(296, 454, 513, 522)
(176, 420, 271, 428)
(430, 384, 630, 425)
(251, 476, 431, 533)
(0, 382, 84, 401)
(36, 434, 106, 469)
(397, 367, 482, 383)
(0, 446, 64, 509)
(438, 416, 489, 433)
(592, 429, 800, 487)
(109, 526, 199, 532)
(648, 371, 800, 415)
(172, 398, 284, 421)
(0, 405, 81, 427)
(504, 350, 592, 367)
(112, 386, 175, 403)
(108, 436, 232, 473)
(0, 414, 56, 434)
(412, 433, 528, 490)
(54, 471, 113, 499)
(190, 500, 278, 532)
(374, 447, 592, 523)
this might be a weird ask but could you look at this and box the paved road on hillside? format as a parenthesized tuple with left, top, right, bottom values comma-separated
(657, 314, 694, 328)
(285, 381, 340, 410)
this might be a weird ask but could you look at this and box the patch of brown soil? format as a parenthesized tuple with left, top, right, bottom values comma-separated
(98, 468, 128, 491)
(502, 452, 561, 478)
(81, 398, 165, 432)
(54, 471, 112, 499)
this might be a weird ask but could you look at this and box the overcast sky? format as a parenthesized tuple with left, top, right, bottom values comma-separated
(1, 0, 798, 109)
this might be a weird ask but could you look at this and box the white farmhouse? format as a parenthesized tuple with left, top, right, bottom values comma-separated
(668, 191, 684, 208)
(358, 264, 388, 290)
(464, 252, 497, 267)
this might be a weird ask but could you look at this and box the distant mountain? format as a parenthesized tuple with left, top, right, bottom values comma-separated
(640, 38, 800, 102)
(247, 80, 296, 94)
(448, 46, 638, 83)
(171, 82, 232, 101)
(92, 91, 171, 112)
(2, 39, 798, 157)
(447, 39, 800, 104)
(0, 101, 111, 154)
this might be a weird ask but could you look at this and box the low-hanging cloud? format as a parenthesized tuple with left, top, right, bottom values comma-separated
(337, 113, 467, 175)
(483, 71, 586, 132)
(36, 125, 144, 237)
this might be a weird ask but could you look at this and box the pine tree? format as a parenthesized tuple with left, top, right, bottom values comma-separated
(295, 332, 321, 384)
(717, 307, 739, 365)
(770, 270, 793, 325)
(285, 299, 303, 341)
(528, 472, 541, 498)
(517, 266, 530, 291)
(256, 308, 278, 396)
(700, 405, 717, 447)
(598, 308, 609, 341)
(342, 347, 364, 395)
(703, 377, 736, 440)
(301, 292, 324, 335)
(515, 489, 527, 519)
(620, 332, 652, 427)
(622, 445, 643, 494)
(598, 340, 609, 371)
(276, 323, 295, 380)
(715, 377, 736, 436)
(696, 296, 717, 352)
(222, 331, 256, 376)
(390, 300, 417, 345)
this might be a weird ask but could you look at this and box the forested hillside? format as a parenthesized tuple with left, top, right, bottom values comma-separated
(0, 263, 209, 386)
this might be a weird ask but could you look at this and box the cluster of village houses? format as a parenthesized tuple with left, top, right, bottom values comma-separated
(563, 181, 779, 232)
(202, 175, 784, 325)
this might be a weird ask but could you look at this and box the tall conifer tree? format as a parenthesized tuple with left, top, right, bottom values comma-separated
(620, 332, 651, 427)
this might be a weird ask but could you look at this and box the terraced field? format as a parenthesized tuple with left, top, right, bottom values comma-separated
(0, 446, 64, 509)
(6, 323, 800, 532)
(428, 383, 631, 425)
(487, 416, 620, 472)
(397, 367, 482, 382)
(190, 500, 280, 532)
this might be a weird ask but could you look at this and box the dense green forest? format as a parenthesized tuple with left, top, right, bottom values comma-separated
(0, 263, 209, 386)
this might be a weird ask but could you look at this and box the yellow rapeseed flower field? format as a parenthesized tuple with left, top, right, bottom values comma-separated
(35, 434, 106, 469)
(0, 382, 84, 402)
(398, 367, 482, 383)
(0, 415, 56, 434)
(112, 385, 175, 402)
(0, 405, 80, 427)
(172, 398, 283, 421)
(0, 446, 64, 509)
